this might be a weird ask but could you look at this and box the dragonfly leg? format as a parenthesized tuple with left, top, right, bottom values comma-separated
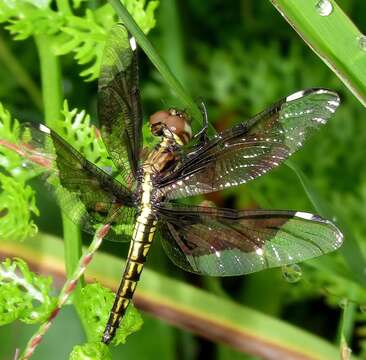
(193, 101, 209, 146)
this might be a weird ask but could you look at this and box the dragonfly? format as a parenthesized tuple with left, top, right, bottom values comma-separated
(22, 24, 343, 344)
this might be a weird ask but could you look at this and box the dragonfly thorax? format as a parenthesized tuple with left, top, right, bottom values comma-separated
(149, 108, 192, 145)
(142, 136, 179, 176)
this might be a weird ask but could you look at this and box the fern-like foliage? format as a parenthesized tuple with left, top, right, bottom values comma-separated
(0, 174, 39, 241)
(77, 283, 143, 346)
(0, 0, 159, 80)
(0, 103, 38, 180)
(55, 100, 116, 171)
(69, 342, 111, 360)
(0, 103, 40, 241)
(0, 258, 56, 325)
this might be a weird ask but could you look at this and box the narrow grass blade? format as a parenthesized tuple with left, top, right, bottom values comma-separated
(270, 0, 366, 107)
(108, 0, 202, 123)
(2, 234, 359, 360)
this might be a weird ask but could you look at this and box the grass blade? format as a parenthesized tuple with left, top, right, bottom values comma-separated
(108, 0, 202, 123)
(1, 234, 359, 360)
(269, 0, 366, 107)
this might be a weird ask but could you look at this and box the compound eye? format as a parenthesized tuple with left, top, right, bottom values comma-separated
(149, 109, 192, 144)
(149, 110, 170, 126)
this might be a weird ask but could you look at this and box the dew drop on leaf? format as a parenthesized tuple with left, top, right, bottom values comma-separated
(358, 35, 366, 51)
(315, 0, 333, 16)
(282, 264, 302, 283)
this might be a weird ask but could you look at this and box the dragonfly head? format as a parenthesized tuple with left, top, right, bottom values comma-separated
(149, 109, 192, 145)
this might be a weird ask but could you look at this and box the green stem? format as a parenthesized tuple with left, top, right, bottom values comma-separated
(62, 216, 84, 288)
(337, 286, 357, 344)
(0, 35, 43, 111)
(108, 0, 202, 123)
(34, 35, 62, 123)
(3, 234, 360, 360)
(337, 296, 356, 359)
(34, 33, 86, 326)
(269, 0, 366, 107)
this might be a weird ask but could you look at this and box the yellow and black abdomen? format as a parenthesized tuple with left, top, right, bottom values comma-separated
(102, 209, 156, 344)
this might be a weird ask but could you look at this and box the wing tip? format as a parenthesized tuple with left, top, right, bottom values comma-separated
(38, 124, 51, 134)
(295, 211, 344, 249)
(286, 88, 340, 107)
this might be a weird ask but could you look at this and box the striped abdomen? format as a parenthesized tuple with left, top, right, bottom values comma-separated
(102, 210, 156, 344)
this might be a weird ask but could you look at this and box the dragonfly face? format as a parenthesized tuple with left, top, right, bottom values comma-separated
(21, 23, 343, 344)
(149, 108, 192, 145)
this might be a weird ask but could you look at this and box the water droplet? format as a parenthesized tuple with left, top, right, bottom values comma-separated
(360, 304, 366, 313)
(282, 264, 302, 283)
(316, 0, 333, 16)
(358, 35, 366, 51)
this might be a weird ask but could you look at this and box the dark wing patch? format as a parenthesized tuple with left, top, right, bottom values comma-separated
(156, 203, 343, 276)
(98, 23, 142, 185)
(21, 123, 136, 242)
(157, 89, 340, 199)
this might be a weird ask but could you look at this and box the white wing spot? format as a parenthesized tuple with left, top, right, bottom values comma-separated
(295, 211, 315, 220)
(129, 37, 137, 51)
(39, 124, 50, 134)
(286, 90, 305, 102)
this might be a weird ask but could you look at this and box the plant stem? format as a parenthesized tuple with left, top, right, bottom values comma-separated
(108, 0, 202, 123)
(34, 33, 86, 324)
(34, 35, 63, 123)
(338, 296, 356, 360)
(0, 35, 43, 111)
(269, 0, 366, 107)
(19, 225, 110, 359)
(5, 234, 354, 360)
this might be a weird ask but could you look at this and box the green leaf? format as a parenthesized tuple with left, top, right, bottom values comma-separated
(3, 233, 352, 360)
(53, 1, 158, 81)
(55, 100, 115, 170)
(0, 174, 39, 241)
(123, 0, 159, 34)
(0, 102, 39, 180)
(0, 258, 56, 325)
(0, 1, 158, 81)
(269, 0, 366, 107)
(69, 342, 111, 360)
(108, 0, 203, 127)
(78, 283, 143, 346)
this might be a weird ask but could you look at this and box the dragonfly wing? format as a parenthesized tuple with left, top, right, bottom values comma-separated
(156, 203, 343, 276)
(157, 89, 340, 199)
(21, 123, 137, 242)
(98, 23, 142, 185)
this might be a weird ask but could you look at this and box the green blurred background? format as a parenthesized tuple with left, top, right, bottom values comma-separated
(1, 0, 366, 359)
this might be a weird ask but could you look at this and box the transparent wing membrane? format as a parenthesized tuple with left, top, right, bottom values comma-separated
(98, 23, 143, 186)
(157, 89, 340, 199)
(20, 123, 137, 242)
(157, 203, 343, 276)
